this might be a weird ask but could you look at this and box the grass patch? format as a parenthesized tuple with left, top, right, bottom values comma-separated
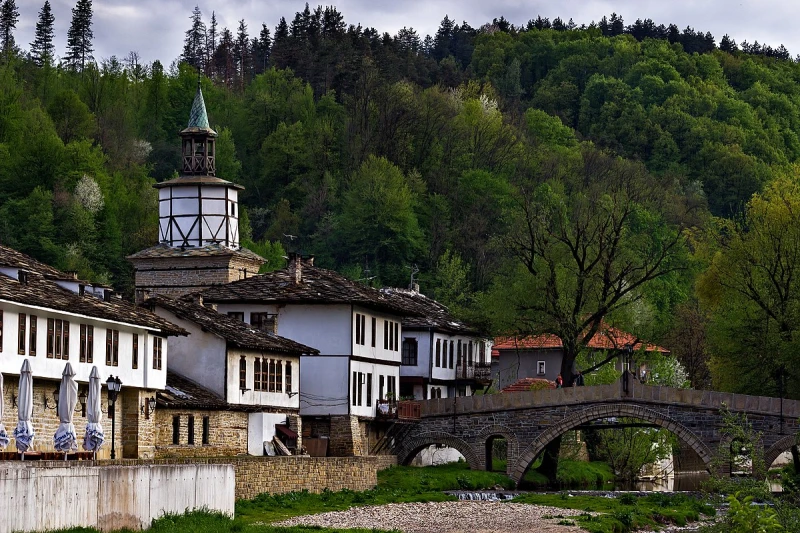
(518, 459, 615, 488)
(236, 462, 513, 525)
(512, 492, 715, 533)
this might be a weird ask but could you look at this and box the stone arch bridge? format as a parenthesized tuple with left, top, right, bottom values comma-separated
(389, 378, 800, 485)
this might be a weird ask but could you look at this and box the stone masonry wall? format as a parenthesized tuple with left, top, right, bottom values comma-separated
(131, 254, 264, 299)
(18, 455, 398, 500)
(329, 415, 366, 456)
(1, 376, 122, 459)
(153, 408, 248, 458)
(121, 388, 157, 459)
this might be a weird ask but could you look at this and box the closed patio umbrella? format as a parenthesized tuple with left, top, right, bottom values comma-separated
(13, 360, 34, 455)
(82, 366, 104, 454)
(54, 363, 78, 455)
(0, 373, 9, 450)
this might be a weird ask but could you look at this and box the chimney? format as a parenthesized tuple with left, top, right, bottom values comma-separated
(305, 255, 314, 267)
(65, 271, 78, 280)
(17, 270, 28, 285)
(134, 288, 150, 305)
(288, 252, 302, 284)
(103, 289, 113, 302)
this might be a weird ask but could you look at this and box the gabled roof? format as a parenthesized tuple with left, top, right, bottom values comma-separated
(148, 295, 317, 355)
(0, 245, 185, 336)
(501, 377, 556, 393)
(379, 287, 480, 335)
(493, 325, 668, 357)
(127, 242, 263, 261)
(197, 259, 417, 316)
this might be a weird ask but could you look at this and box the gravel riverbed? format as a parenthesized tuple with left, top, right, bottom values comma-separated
(274, 501, 589, 532)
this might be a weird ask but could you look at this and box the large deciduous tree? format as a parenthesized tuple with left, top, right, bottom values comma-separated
(699, 173, 800, 398)
(65, 0, 93, 71)
(30, 1, 55, 67)
(494, 147, 689, 386)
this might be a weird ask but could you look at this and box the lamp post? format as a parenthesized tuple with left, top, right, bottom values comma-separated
(106, 375, 122, 460)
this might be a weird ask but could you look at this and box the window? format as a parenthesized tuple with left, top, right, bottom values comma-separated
(357, 372, 363, 406)
(394, 323, 399, 351)
(152, 337, 163, 370)
(457, 340, 462, 367)
(80, 325, 93, 363)
(352, 371, 357, 406)
(276, 360, 283, 393)
(250, 312, 276, 333)
(468, 341, 473, 366)
(105, 329, 112, 365)
(366, 373, 372, 406)
(285, 362, 292, 393)
(239, 356, 247, 390)
(379, 375, 385, 400)
(187, 415, 195, 445)
(435, 339, 441, 367)
(0, 309, 3, 351)
(132, 334, 139, 369)
(17, 313, 25, 354)
(254, 358, 261, 391)
(371, 317, 376, 347)
(111, 330, 119, 366)
(449, 341, 454, 369)
(355, 313, 366, 346)
(537, 361, 546, 375)
(48, 319, 69, 359)
(202, 416, 210, 445)
(260, 358, 268, 390)
(227, 311, 244, 321)
(29, 316, 36, 356)
(269, 359, 277, 392)
(384, 321, 389, 350)
(402, 338, 418, 366)
(172, 416, 180, 445)
(387, 375, 396, 398)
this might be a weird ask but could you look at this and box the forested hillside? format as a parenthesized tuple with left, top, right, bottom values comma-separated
(3, 2, 800, 396)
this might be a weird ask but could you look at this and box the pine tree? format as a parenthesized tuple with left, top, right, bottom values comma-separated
(205, 11, 217, 77)
(65, 0, 93, 71)
(234, 19, 251, 90)
(30, 1, 55, 66)
(252, 23, 271, 74)
(0, 0, 19, 60)
(181, 5, 206, 71)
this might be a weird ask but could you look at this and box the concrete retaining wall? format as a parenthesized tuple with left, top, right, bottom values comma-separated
(0, 462, 235, 533)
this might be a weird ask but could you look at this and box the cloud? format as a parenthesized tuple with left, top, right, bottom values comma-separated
(13, 0, 800, 65)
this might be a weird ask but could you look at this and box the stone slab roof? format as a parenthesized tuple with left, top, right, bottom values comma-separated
(157, 371, 228, 410)
(0, 245, 185, 336)
(198, 260, 419, 316)
(149, 295, 317, 355)
(127, 243, 264, 262)
(379, 287, 479, 335)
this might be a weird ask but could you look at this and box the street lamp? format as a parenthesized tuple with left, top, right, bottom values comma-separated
(106, 375, 122, 460)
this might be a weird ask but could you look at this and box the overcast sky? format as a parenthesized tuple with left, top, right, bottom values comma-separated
(14, 1, 800, 65)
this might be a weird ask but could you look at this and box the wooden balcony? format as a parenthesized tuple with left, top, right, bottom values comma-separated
(376, 399, 421, 420)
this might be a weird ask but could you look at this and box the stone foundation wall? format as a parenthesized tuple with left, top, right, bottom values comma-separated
(329, 415, 366, 456)
(153, 409, 248, 458)
(1, 376, 122, 459)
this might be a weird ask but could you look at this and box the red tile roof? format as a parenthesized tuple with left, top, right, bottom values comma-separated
(492, 325, 668, 357)
(501, 378, 557, 393)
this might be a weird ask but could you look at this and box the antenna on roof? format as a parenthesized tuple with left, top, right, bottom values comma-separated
(407, 264, 420, 291)
(283, 233, 297, 254)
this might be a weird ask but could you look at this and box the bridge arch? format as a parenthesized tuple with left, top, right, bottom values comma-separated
(477, 424, 520, 474)
(765, 435, 797, 469)
(510, 403, 714, 485)
(395, 431, 482, 470)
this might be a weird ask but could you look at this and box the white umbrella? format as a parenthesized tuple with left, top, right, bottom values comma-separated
(82, 366, 104, 454)
(54, 363, 78, 455)
(13, 360, 34, 454)
(0, 373, 9, 450)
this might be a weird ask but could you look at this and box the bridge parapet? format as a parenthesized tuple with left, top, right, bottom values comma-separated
(417, 377, 800, 419)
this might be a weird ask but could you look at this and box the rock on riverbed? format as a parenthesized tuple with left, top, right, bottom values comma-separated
(275, 501, 589, 532)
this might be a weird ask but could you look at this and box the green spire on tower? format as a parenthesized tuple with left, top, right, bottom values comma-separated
(187, 82, 211, 130)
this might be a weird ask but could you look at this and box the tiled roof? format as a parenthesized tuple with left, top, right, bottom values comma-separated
(152, 175, 243, 190)
(493, 325, 668, 357)
(186, 84, 214, 131)
(127, 243, 263, 262)
(501, 377, 557, 393)
(148, 295, 317, 355)
(157, 371, 228, 410)
(0, 245, 185, 336)
(197, 259, 418, 316)
(379, 287, 479, 335)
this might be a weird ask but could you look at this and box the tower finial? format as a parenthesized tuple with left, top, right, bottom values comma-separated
(187, 81, 211, 130)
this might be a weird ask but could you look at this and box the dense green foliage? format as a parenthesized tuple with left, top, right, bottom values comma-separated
(4, 4, 800, 393)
